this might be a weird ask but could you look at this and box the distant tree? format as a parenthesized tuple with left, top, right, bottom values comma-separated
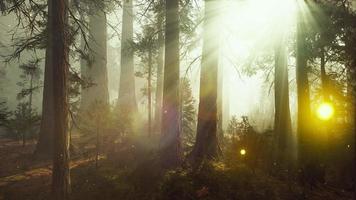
(80, 3, 109, 110)
(7, 102, 40, 146)
(16, 59, 42, 113)
(134, 24, 158, 137)
(160, 0, 181, 168)
(180, 78, 196, 154)
(274, 32, 292, 166)
(296, 1, 319, 187)
(153, 0, 165, 135)
(80, 101, 111, 169)
(190, 0, 220, 166)
(0, 101, 11, 127)
(118, 0, 138, 133)
(226, 116, 240, 140)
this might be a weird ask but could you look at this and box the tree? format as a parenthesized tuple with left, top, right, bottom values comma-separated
(180, 78, 196, 154)
(49, 0, 71, 198)
(0, 101, 11, 127)
(134, 25, 158, 137)
(160, 0, 181, 168)
(217, 64, 224, 142)
(17, 59, 42, 113)
(274, 32, 292, 165)
(15, 59, 42, 146)
(35, 6, 56, 158)
(118, 0, 138, 132)
(296, 1, 317, 185)
(8, 102, 40, 146)
(80, 101, 111, 169)
(154, 0, 164, 135)
(190, 0, 220, 165)
(81, 5, 109, 109)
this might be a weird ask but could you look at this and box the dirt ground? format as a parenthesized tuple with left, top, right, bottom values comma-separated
(0, 138, 98, 200)
(0, 138, 353, 200)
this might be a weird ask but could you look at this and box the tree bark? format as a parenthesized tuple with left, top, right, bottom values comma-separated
(217, 63, 223, 141)
(81, 9, 109, 109)
(296, 1, 314, 173)
(148, 49, 152, 137)
(191, 0, 220, 164)
(155, 8, 164, 135)
(49, 0, 70, 198)
(320, 47, 329, 101)
(34, 0, 55, 158)
(118, 0, 138, 122)
(160, 0, 181, 168)
(274, 34, 292, 165)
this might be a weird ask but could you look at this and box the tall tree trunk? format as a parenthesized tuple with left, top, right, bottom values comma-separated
(350, 60, 356, 200)
(160, 0, 181, 168)
(296, 1, 314, 176)
(155, 7, 164, 135)
(217, 63, 223, 141)
(118, 0, 138, 125)
(49, 0, 70, 198)
(274, 34, 292, 165)
(320, 47, 329, 101)
(354, 87, 356, 200)
(191, 0, 220, 164)
(79, 10, 89, 109)
(81, 9, 109, 109)
(148, 49, 152, 137)
(29, 74, 33, 112)
(34, 1, 55, 158)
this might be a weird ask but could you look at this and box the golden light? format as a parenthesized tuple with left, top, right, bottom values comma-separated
(317, 102, 334, 121)
(240, 149, 246, 156)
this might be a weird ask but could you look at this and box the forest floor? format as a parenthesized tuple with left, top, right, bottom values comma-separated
(0, 137, 353, 200)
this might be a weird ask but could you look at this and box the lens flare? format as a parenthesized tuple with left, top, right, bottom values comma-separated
(240, 149, 246, 156)
(317, 103, 334, 120)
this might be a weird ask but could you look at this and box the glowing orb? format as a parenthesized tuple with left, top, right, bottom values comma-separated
(317, 103, 334, 120)
(240, 149, 246, 156)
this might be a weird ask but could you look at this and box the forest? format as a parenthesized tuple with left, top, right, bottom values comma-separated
(0, 0, 356, 199)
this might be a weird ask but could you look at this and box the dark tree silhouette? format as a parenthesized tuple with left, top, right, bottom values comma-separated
(118, 0, 138, 131)
(191, 0, 220, 165)
(160, 0, 181, 168)
(48, 0, 71, 198)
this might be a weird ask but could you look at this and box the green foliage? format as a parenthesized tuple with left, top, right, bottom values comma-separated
(5, 102, 40, 140)
(78, 101, 123, 155)
(159, 162, 281, 200)
(0, 100, 11, 127)
(180, 78, 197, 154)
(224, 116, 274, 170)
(16, 59, 42, 101)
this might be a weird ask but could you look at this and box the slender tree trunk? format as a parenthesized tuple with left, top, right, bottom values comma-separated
(274, 34, 292, 165)
(24, 74, 34, 148)
(34, 1, 55, 158)
(354, 92, 356, 200)
(320, 47, 329, 101)
(22, 131, 26, 147)
(191, 0, 220, 164)
(50, 0, 70, 198)
(155, 9, 164, 135)
(81, 9, 109, 109)
(350, 60, 356, 200)
(118, 0, 138, 125)
(79, 10, 89, 109)
(160, 0, 181, 168)
(95, 125, 99, 169)
(29, 74, 33, 112)
(296, 1, 315, 183)
(148, 49, 152, 137)
(217, 63, 223, 141)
